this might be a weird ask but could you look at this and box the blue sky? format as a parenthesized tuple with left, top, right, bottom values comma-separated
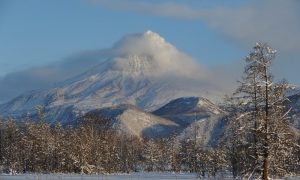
(0, 0, 247, 74)
(0, 0, 299, 102)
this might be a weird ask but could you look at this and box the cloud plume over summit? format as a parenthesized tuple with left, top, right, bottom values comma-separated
(0, 31, 236, 103)
(90, 0, 300, 85)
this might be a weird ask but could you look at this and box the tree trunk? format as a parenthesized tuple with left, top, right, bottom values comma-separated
(262, 65, 269, 180)
(262, 155, 269, 180)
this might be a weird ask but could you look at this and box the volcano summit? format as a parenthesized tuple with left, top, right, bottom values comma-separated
(0, 31, 225, 124)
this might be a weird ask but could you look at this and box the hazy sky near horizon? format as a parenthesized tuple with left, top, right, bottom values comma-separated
(0, 0, 300, 102)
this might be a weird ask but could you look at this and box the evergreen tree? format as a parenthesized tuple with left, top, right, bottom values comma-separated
(225, 43, 299, 179)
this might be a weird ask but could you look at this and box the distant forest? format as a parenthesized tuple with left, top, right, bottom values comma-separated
(0, 116, 228, 177)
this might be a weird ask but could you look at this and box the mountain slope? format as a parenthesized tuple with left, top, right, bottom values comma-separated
(153, 97, 223, 127)
(289, 92, 300, 129)
(153, 97, 226, 146)
(81, 97, 226, 145)
(84, 104, 179, 138)
(0, 31, 224, 123)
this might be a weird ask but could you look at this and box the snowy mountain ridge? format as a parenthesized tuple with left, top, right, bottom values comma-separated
(0, 30, 222, 124)
(85, 104, 180, 139)
(82, 97, 225, 146)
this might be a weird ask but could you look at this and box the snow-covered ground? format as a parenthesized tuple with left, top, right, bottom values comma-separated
(0, 172, 299, 180)
(0, 172, 200, 180)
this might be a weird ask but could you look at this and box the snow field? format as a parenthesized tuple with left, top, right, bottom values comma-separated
(0, 172, 200, 180)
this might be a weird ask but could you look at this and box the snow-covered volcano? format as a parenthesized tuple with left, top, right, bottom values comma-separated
(0, 30, 224, 123)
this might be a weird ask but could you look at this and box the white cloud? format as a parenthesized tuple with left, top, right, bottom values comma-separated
(90, 0, 300, 54)
(89, 0, 203, 19)
(0, 50, 107, 103)
(109, 31, 209, 78)
(204, 0, 300, 53)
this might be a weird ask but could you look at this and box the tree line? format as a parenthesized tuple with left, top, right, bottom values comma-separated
(0, 116, 227, 178)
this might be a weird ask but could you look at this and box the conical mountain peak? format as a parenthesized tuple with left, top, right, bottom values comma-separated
(0, 31, 223, 123)
(107, 30, 200, 76)
(142, 30, 166, 45)
(112, 30, 172, 53)
(144, 30, 157, 36)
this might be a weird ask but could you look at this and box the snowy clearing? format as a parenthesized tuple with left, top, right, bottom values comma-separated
(0, 173, 201, 180)
(0, 172, 300, 180)
(1, 173, 299, 180)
